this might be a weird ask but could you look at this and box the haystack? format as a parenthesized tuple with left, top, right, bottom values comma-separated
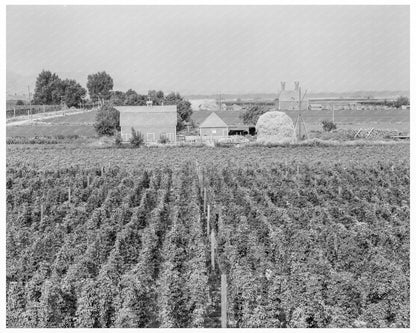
(256, 111, 296, 144)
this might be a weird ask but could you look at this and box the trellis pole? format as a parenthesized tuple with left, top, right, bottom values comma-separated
(207, 204, 210, 235)
(68, 188, 71, 202)
(221, 274, 227, 328)
(203, 187, 207, 214)
(210, 229, 216, 270)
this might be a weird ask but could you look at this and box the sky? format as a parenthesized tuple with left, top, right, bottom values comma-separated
(7, 5, 410, 95)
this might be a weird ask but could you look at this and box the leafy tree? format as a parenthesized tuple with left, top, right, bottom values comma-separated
(32, 70, 62, 105)
(164, 92, 193, 131)
(61, 79, 87, 108)
(124, 89, 146, 106)
(32, 70, 86, 107)
(16, 100, 25, 105)
(109, 91, 126, 106)
(94, 105, 120, 136)
(240, 105, 270, 125)
(394, 96, 409, 108)
(87, 71, 114, 104)
(148, 90, 165, 105)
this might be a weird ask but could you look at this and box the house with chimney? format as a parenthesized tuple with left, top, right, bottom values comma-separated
(277, 81, 308, 110)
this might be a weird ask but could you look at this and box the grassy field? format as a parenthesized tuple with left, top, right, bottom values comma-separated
(192, 109, 410, 133)
(6, 107, 409, 138)
(6, 124, 96, 137)
(36, 110, 97, 125)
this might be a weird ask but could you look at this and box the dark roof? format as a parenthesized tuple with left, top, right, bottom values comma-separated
(192, 110, 255, 127)
(199, 112, 228, 128)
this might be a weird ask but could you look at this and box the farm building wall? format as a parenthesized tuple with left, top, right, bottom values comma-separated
(121, 126, 176, 143)
(200, 127, 229, 137)
(116, 105, 177, 143)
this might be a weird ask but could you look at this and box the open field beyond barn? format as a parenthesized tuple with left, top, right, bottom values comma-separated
(6, 143, 409, 328)
(6, 108, 410, 138)
(192, 109, 410, 133)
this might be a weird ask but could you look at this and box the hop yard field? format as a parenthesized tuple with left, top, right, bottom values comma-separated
(6, 144, 410, 328)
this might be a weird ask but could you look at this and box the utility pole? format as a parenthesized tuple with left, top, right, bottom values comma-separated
(219, 91, 222, 111)
(28, 86, 31, 118)
(298, 87, 302, 140)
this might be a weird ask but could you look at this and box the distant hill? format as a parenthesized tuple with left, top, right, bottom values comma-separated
(185, 91, 409, 101)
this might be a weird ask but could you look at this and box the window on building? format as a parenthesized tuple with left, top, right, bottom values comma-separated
(147, 133, 155, 142)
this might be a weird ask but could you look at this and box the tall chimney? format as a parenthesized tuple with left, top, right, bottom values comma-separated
(294, 81, 300, 91)
(280, 82, 286, 91)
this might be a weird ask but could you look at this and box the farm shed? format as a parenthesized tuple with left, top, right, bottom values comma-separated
(198, 111, 255, 137)
(199, 112, 229, 137)
(278, 81, 308, 110)
(116, 104, 177, 143)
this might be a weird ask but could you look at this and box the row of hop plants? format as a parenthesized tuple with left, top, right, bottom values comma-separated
(7, 135, 80, 145)
(6, 160, 409, 328)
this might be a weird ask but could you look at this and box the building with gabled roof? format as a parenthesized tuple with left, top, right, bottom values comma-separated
(115, 103, 177, 143)
(278, 81, 308, 110)
(199, 112, 229, 137)
(198, 111, 256, 137)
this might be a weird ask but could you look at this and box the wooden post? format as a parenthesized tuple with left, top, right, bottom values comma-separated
(87, 175, 90, 187)
(338, 186, 342, 196)
(207, 204, 210, 234)
(68, 188, 71, 202)
(101, 166, 104, 175)
(221, 274, 227, 328)
(203, 188, 207, 214)
(40, 204, 44, 222)
(210, 230, 216, 270)
(13, 107, 16, 118)
(28, 86, 31, 118)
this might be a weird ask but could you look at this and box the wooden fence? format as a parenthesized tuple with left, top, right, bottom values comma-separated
(6, 103, 97, 119)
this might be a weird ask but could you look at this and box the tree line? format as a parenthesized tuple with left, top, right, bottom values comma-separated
(32, 70, 193, 131)
(32, 70, 192, 113)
